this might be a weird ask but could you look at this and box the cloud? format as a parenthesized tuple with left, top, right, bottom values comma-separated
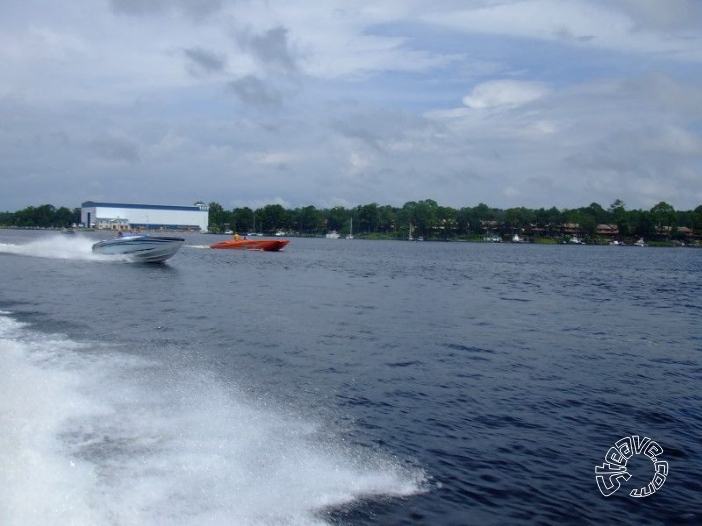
(424, 70, 702, 209)
(349, 152, 370, 170)
(183, 47, 226, 77)
(228, 75, 282, 107)
(602, 0, 702, 32)
(88, 135, 141, 164)
(332, 109, 439, 154)
(109, 0, 168, 16)
(462, 80, 551, 109)
(235, 26, 298, 74)
(247, 150, 300, 169)
(1, 1, 701, 213)
(423, 0, 702, 62)
(648, 126, 702, 157)
(109, 0, 223, 20)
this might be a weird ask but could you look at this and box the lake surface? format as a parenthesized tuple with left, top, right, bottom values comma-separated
(1, 229, 700, 525)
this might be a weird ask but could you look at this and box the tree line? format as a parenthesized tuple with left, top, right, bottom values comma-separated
(207, 199, 702, 241)
(2, 200, 701, 241)
(0, 204, 80, 229)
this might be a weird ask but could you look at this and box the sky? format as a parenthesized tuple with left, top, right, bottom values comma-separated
(1, 0, 701, 213)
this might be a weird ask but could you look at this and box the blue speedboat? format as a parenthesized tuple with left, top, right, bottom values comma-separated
(92, 234, 184, 263)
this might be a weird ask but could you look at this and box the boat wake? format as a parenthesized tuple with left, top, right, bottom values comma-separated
(0, 311, 427, 526)
(0, 234, 158, 263)
(0, 234, 102, 261)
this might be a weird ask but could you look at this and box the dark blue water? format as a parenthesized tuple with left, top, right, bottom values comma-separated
(1, 229, 700, 525)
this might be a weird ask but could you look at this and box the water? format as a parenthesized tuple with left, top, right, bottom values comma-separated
(1, 229, 700, 525)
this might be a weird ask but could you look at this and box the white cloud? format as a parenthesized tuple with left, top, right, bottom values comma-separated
(603, 0, 702, 32)
(349, 152, 370, 170)
(0, 26, 88, 61)
(248, 151, 299, 166)
(647, 126, 702, 157)
(462, 80, 551, 109)
(0, 0, 701, 212)
(423, 0, 702, 62)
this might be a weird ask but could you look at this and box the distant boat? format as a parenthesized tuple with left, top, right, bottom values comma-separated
(210, 238, 289, 251)
(512, 234, 524, 243)
(92, 234, 184, 263)
(634, 238, 647, 247)
(346, 218, 354, 239)
(325, 231, 340, 239)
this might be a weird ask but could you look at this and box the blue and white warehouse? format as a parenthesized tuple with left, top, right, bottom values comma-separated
(81, 201, 209, 232)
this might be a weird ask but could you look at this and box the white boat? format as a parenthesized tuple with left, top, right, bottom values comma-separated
(634, 238, 647, 247)
(325, 231, 340, 239)
(92, 234, 184, 263)
(346, 218, 354, 239)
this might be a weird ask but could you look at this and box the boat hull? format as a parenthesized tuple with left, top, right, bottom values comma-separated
(92, 235, 185, 263)
(210, 239, 289, 251)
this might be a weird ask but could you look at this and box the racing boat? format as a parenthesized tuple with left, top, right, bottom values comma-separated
(92, 234, 185, 263)
(210, 238, 289, 251)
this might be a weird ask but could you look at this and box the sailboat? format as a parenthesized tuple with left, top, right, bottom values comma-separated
(346, 218, 354, 239)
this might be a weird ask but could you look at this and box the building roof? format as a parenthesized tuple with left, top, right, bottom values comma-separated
(82, 201, 207, 212)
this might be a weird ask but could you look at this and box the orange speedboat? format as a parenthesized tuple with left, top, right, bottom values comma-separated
(210, 238, 289, 251)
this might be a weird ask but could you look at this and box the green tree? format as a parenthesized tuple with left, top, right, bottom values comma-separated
(650, 201, 676, 237)
(692, 205, 702, 234)
(436, 205, 458, 239)
(53, 206, 76, 227)
(358, 203, 381, 234)
(505, 207, 535, 232)
(632, 210, 655, 239)
(229, 207, 251, 233)
(377, 205, 397, 233)
(208, 202, 226, 232)
(294, 206, 323, 234)
(608, 199, 629, 237)
(257, 204, 288, 233)
(455, 207, 472, 235)
(561, 209, 596, 238)
(579, 215, 597, 238)
(325, 206, 349, 233)
(534, 207, 562, 236)
(411, 199, 439, 237)
(0, 211, 13, 225)
(582, 202, 607, 224)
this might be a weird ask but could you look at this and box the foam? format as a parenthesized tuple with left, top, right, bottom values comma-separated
(0, 234, 102, 261)
(0, 313, 426, 525)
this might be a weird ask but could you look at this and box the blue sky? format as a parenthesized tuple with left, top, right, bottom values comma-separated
(1, 0, 701, 212)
